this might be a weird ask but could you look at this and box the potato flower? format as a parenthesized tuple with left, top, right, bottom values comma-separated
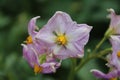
(106, 8, 120, 36)
(36, 11, 92, 59)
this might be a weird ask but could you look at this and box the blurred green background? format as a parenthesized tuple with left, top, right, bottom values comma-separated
(0, 0, 120, 80)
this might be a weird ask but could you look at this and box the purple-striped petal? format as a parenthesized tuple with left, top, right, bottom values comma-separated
(41, 62, 61, 73)
(28, 16, 40, 37)
(91, 69, 118, 79)
(110, 35, 120, 69)
(107, 8, 120, 34)
(22, 44, 38, 67)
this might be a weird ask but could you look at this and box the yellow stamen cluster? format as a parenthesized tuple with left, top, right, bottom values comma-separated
(110, 77, 117, 80)
(117, 51, 120, 57)
(56, 34, 67, 45)
(25, 36, 33, 44)
(34, 64, 43, 74)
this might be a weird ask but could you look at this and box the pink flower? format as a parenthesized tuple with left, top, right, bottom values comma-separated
(22, 43, 61, 74)
(22, 16, 61, 74)
(36, 11, 92, 59)
(106, 8, 120, 35)
(109, 36, 120, 71)
(91, 36, 120, 79)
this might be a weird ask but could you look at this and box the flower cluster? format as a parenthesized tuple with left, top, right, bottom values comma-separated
(91, 9, 120, 80)
(21, 11, 92, 74)
(21, 17, 61, 74)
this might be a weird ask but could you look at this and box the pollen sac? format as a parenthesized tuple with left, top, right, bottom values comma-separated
(25, 36, 33, 44)
(56, 34, 67, 45)
(117, 51, 120, 57)
(34, 64, 43, 74)
(110, 77, 117, 80)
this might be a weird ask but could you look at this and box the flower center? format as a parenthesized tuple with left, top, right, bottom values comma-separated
(110, 77, 117, 80)
(34, 64, 43, 74)
(56, 34, 67, 45)
(117, 51, 120, 57)
(25, 36, 33, 44)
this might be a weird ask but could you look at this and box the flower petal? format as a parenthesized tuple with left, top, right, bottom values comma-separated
(91, 69, 108, 79)
(67, 23, 92, 42)
(66, 43, 84, 57)
(28, 16, 40, 37)
(61, 24, 92, 59)
(107, 8, 120, 34)
(52, 45, 62, 55)
(52, 43, 83, 59)
(46, 11, 73, 34)
(91, 69, 118, 79)
(41, 62, 61, 73)
(110, 35, 120, 69)
(36, 30, 55, 44)
(22, 44, 38, 67)
(110, 35, 120, 51)
(36, 11, 73, 44)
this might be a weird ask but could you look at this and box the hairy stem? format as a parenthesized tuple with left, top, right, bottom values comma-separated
(93, 36, 107, 53)
(75, 48, 112, 72)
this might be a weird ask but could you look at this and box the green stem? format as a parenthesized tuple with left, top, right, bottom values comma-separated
(68, 58, 76, 80)
(75, 36, 108, 72)
(93, 36, 107, 53)
(68, 35, 108, 78)
(75, 48, 112, 72)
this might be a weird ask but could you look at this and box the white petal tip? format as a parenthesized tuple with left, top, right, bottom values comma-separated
(106, 8, 115, 19)
(56, 11, 64, 14)
(89, 26, 93, 29)
(77, 54, 84, 58)
(51, 65, 56, 73)
(31, 16, 40, 21)
(90, 69, 96, 72)
(107, 8, 115, 13)
(21, 44, 25, 46)
(35, 16, 40, 18)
